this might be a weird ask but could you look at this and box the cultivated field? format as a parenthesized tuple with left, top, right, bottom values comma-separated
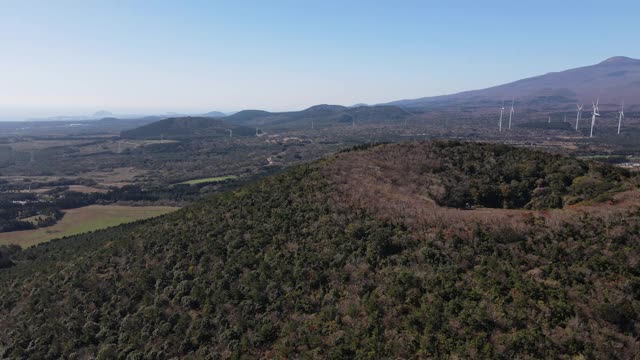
(177, 175, 238, 185)
(0, 205, 178, 247)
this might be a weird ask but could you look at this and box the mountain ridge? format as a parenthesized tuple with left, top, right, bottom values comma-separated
(385, 56, 640, 110)
(222, 104, 411, 128)
(123, 104, 412, 134)
(121, 116, 254, 139)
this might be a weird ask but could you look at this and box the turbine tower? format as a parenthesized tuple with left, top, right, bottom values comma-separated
(508, 99, 515, 129)
(617, 101, 625, 135)
(590, 99, 600, 138)
(576, 104, 583, 131)
(498, 101, 504, 132)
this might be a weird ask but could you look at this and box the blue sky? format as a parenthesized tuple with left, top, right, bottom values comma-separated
(1, 0, 639, 119)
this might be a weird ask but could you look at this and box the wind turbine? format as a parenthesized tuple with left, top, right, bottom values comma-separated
(590, 98, 600, 138)
(576, 104, 583, 131)
(499, 101, 504, 132)
(617, 101, 624, 134)
(508, 99, 515, 129)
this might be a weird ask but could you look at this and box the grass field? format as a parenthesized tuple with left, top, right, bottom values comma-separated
(0, 205, 178, 247)
(67, 185, 108, 193)
(177, 175, 238, 185)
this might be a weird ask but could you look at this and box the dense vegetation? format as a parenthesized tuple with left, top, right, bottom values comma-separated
(329, 141, 630, 210)
(0, 178, 245, 233)
(0, 142, 638, 359)
(0, 193, 63, 232)
(222, 104, 411, 130)
(0, 131, 345, 188)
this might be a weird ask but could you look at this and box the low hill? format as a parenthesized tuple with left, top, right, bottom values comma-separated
(121, 117, 255, 139)
(1, 142, 638, 358)
(387, 56, 640, 110)
(122, 105, 411, 137)
(224, 104, 412, 129)
(201, 111, 226, 118)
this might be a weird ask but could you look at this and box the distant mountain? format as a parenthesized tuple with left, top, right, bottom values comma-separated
(386, 56, 640, 110)
(0, 116, 162, 136)
(92, 110, 113, 118)
(224, 104, 411, 129)
(120, 105, 411, 138)
(94, 116, 165, 129)
(26, 111, 223, 122)
(28, 112, 154, 122)
(121, 117, 254, 139)
(201, 111, 226, 118)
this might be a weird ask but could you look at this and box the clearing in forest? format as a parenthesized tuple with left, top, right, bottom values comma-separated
(0, 205, 178, 247)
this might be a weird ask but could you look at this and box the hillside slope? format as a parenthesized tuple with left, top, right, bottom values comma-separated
(121, 117, 255, 139)
(0, 142, 638, 359)
(224, 104, 411, 129)
(387, 56, 640, 110)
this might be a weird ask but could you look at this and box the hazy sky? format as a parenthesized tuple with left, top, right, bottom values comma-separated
(1, 0, 639, 120)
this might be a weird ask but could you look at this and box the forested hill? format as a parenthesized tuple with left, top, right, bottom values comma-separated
(122, 105, 412, 138)
(121, 117, 254, 139)
(222, 104, 412, 129)
(1, 142, 639, 359)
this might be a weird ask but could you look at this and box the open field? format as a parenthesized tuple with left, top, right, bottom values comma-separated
(82, 167, 150, 187)
(4, 139, 94, 152)
(0, 205, 178, 247)
(13, 185, 108, 194)
(67, 185, 108, 193)
(1, 167, 148, 189)
(177, 175, 238, 185)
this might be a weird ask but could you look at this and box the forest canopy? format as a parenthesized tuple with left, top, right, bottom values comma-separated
(0, 141, 638, 359)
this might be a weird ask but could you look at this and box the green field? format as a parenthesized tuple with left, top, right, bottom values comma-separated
(177, 175, 238, 185)
(0, 205, 179, 247)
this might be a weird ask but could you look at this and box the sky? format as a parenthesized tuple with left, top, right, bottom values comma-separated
(1, 0, 639, 120)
